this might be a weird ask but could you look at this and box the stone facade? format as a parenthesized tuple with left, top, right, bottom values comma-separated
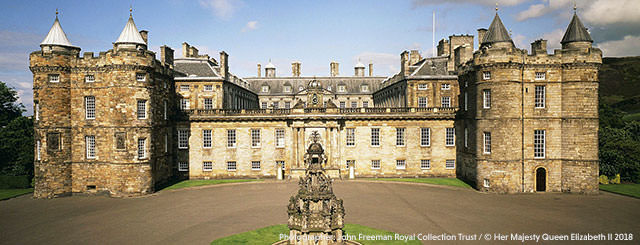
(32, 10, 601, 198)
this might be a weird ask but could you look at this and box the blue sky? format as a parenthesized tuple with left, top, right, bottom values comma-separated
(2, 0, 639, 115)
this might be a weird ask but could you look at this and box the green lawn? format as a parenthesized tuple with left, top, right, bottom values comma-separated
(600, 184, 640, 198)
(0, 188, 33, 200)
(211, 224, 421, 244)
(364, 177, 472, 188)
(162, 179, 263, 191)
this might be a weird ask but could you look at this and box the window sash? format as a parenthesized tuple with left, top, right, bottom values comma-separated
(396, 128, 405, 146)
(86, 135, 96, 159)
(137, 138, 146, 159)
(421, 159, 430, 169)
(204, 85, 213, 91)
(203, 161, 212, 171)
(396, 160, 406, 169)
(441, 84, 450, 90)
(181, 99, 190, 110)
(85, 96, 96, 119)
(418, 97, 427, 108)
(346, 128, 355, 146)
(251, 161, 261, 170)
(180, 85, 190, 91)
(483, 132, 491, 154)
(37, 141, 41, 160)
(483, 90, 491, 109)
(204, 98, 213, 110)
(227, 129, 236, 148)
(371, 160, 381, 169)
(178, 130, 189, 149)
(363, 101, 369, 108)
(483, 71, 491, 80)
(371, 128, 380, 146)
(137, 100, 146, 119)
(136, 73, 146, 81)
(535, 72, 546, 80)
(420, 128, 430, 146)
(85, 75, 95, 83)
(49, 74, 60, 83)
(178, 162, 188, 171)
(251, 129, 261, 147)
(418, 84, 428, 90)
(203, 130, 212, 148)
(534, 130, 546, 158)
(446, 128, 455, 146)
(227, 161, 237, 171)
(275, 129, 285, 148)
(441, 97, 451, 107)
(445, 160, 455, 169)
(535, 86, 546, 108)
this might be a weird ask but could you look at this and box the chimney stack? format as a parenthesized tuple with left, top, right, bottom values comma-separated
(265, 60, 276, 78)
(220, 51, 229, 79)
(257, 63, 262, 77)
(291, 61, 301, 77)
(400, 51, 410, 77)
(409, 50, 421, 65)
(369, 62, 373, 76)
(477, 28, 487, 48)
(330, 61, 339, 77)
(182, 42, 190, 57)
(160, 45, 174, 67)
(139, 30, 148, 45)
(531, 39, 548, 55)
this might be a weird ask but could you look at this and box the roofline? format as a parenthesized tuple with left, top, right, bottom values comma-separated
(175, 77, 223, 81)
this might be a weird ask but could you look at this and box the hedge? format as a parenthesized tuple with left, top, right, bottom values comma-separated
(0, 175, 31, 189)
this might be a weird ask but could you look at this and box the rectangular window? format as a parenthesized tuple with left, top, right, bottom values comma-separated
(283, 86, 291, 93)
(483, 179, 490, 188)
(204, 98, 213, 110)
(371, 160, 381, 169)
(204, 85, 213, 91)
(227, 161, 237, 171)
(535, 85, 546, 108)
(35, 102, 39, 121)
(115, 132, 126, 150)
(261, 102, 267, 109)
(534, 130, 546, 158)
(464, 128, 468, 148)
(47, 132, 60, 151)
(483, 132, 491, 154)
(396, 160, 406, 169)
(346, 128, 355, 146)
(464, 92, 468, 111)
(338, 85, 346, 92)
(136, 73, 146, 82)
(86, 135, 96, 159)
(441, 97, 451, 107)
(137, 100, 146, 119)
(446, 128, 455, 146)
(284, 101, 291, 109)
(36, 140, 41, 160)
(445, 159, 455, 169)
(227, 129, 236, 148)
(180, 98, 190, 110)
(420, 128, 430, 146)
(396, 128, 405, 146)
(164, 133, 168, 153)
(251, 129, 261, 147)
(203, 161, 212, 171)
(137, 138, 146, 159)
(361, 85, 369, 92)
(178, 129, 189, 149)
(421, 159, 430, 169)
(270, 102, 278, 109)
(363, 101, 369, 108)
(483, 89, 491, 109)
(261, 86, 269, 93)
(277, 160, 285, 169)
(371, 128, 380, 147)
(483, 71, 491, 80)
(418, 97, 428, 108)
(49, 74, 59, 83)
(164, 100, 168, 120)
(203, 129, 212, 148)
(275, 129, 285, 148)
(85, 96, 95, 119)
(346, 160, 355, 168)
(85, 74, 95, 83)
(535, 72, 546, 80)
(418, 84, 428, 90)
(351, 101, 357, 108)
(340, 101, 346, 108)
(178, 161, 188, 172)
(251, 161, 261, 170)
(441, 83, 451, 90)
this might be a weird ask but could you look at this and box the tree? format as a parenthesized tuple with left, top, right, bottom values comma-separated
(0, 81, 33, 178)
(599, 103, 640, 183)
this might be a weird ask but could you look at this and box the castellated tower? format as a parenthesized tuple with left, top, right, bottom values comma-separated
(31, 13, 176, 198)
(456, 10, 601, 193)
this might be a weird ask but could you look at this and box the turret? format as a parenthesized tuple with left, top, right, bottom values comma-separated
(39, 11, 80, 54)
(265, 60, 276, 77)
(354, 59, 365, 77)
(480, 11, 514, 50)
(560, 11, 593, 50)
(114, 10, 147, 51)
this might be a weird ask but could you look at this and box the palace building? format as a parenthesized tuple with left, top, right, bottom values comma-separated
(31, 8, 601, 198)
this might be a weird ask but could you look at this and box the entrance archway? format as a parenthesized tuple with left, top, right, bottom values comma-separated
(536, 168, 546, 192)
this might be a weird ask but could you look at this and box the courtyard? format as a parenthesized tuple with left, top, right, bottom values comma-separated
(1, 181, 638, 244)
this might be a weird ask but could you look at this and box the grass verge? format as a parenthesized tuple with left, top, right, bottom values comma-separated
(162, 179, 263, 191)
(0, 188, 33, 201)
(364, 177, 472, 189)
(211, 224, 421, 244)
(600, 184, 640, 198)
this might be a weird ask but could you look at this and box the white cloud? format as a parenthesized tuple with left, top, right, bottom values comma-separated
(354, 52, 400, 76)
(597, 35, 640, 57)
(582, 0, 640, 25)
(516, 3, 547, 21)
(413, 0, 530, 7)
(242, 21, 258, 32)
(199, 0, 243, 20)
(541, 28, 565, 50)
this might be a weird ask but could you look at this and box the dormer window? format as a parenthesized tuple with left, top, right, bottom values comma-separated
(441, 84, 450, 90)
(262, 85, 269, 93)
(136, 73, 146, 82)
(535, 72, 546, 80)
(418, 84, 428, 90)
(85, 75, 95, 83)
(361, 85, 369, 92)
(338, 85, 346, 92)
(327, 86, 332, 91)
(49, 74, 59, 83)
(283, 86, 291, 93)
(483, 71, 491, 80)
(299, 86, 304, 91)
(180, 85, 190, 91)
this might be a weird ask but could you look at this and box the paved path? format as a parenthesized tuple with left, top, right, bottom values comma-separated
(1, 181, 639, 244)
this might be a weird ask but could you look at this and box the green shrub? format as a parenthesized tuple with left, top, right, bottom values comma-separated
(599, 175, 610, 185)
(0, 175, 31, 189)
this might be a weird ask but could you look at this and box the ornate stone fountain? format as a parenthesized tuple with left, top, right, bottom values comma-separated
(277, 131, 354, 245)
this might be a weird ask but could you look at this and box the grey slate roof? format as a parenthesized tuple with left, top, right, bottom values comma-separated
(482, 13, 513, 45)
(410, 56, 449, 76)
(174, 58, 220, 78)
(561, 13, 593, 44)
(245, 77, 386, 95)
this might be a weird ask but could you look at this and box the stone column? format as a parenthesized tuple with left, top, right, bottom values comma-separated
(292, 127, 298, 169)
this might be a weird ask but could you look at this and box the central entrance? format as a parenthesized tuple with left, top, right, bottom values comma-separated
(536, 168, 546, 192)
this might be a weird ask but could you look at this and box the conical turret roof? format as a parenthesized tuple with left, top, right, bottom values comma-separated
(115, 15, 146, 45)
(265, 59, 275, 69)
(355, 59, 365, 68)
(481, 13, 513, 45)
(40, 16, 77, 48)
(561, 13, 593, 44)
